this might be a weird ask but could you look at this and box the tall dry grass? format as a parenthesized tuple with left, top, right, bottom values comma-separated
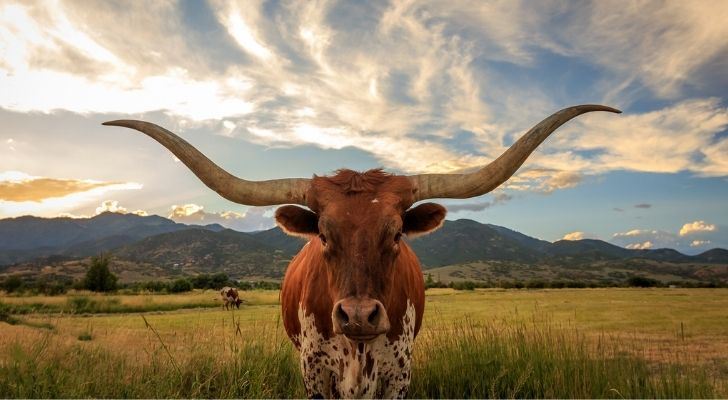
(0, 315, 720, 398)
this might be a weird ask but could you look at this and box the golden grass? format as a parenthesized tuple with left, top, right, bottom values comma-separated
(1, 288, 726, 397)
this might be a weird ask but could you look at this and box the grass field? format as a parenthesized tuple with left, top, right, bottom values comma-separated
(0, 288, 726, 398)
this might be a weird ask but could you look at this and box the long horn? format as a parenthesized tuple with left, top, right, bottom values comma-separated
(409, 104, 621, 201)
(102, 120, 310, 206)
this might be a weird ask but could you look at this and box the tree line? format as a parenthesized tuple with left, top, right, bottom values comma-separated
(0, 255, 281, 295)
(424, 273, 727, 290)
(1, 257, 725, 295)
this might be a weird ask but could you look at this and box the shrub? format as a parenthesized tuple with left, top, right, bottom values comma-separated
(69, 296, 95, 314)
(450, 281, 476, 291)
(627, 276, 661, 288)
(1, 275, 23, 293)
(83, 255, 118, 292)
(526, 279, 547, 289)
(169, 278, 193, 293)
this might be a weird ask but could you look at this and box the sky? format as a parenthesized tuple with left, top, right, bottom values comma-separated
(0, 0, 727, 254)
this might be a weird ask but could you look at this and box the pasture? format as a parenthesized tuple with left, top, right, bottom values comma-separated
(0, 288, 726, 398)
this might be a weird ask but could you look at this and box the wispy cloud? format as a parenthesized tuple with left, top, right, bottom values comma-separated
(634, 203, 652, 209)
(446, 192, 512, 213)
(0, 171, 121, 202)
(0, 0, 726, 189)
(690, 240, 711, 248)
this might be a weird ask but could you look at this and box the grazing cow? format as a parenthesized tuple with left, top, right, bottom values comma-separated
(220, 286, 242, 310)
(104, 104, 620, 398)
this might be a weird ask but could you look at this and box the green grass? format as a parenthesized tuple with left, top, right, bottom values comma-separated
(0, 290, 279, 315)
(0, 319, 718, 398)
(0, 288, 726, 398)
(0, 334, 304, 398)
(410, 321, 716, 398)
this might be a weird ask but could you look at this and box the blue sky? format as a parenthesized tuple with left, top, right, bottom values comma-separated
(0, 0, 726, 254)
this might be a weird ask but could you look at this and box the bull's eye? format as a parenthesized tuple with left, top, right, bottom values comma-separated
(393, 231, 402, 244)
(318, 233, 327, 246)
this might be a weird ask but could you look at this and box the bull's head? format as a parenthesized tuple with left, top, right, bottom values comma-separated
(104, 104, 620, 341)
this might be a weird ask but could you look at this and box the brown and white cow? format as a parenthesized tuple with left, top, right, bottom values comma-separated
(104, 104, 620, 398)
(220, 286, 243, 310)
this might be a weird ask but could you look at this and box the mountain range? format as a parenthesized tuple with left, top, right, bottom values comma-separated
(1, 213, 726, 284)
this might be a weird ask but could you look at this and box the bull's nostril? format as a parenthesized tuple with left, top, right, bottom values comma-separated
(368, 304, 379, 325)
(336, 304, 349, 324)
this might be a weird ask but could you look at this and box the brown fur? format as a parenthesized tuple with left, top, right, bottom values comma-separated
(277, 169, 445, 397)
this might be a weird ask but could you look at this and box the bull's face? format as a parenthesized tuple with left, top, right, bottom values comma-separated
(274, 171, 446, 341)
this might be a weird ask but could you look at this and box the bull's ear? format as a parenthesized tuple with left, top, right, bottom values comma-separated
(403, 202, 446, 237)
(275, 205, 319, 238)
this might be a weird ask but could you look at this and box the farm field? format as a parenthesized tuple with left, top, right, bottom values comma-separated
(0, 288, 726, 398)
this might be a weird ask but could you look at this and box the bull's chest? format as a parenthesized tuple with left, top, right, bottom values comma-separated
(295, 301, 417, 399)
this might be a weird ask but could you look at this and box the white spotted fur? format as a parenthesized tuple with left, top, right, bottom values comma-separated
(296, 301, 416, 398)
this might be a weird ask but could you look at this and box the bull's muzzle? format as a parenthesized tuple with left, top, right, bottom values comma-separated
(332, 297, 390, 342)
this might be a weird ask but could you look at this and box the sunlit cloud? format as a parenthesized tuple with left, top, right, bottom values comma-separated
(505, 169, 583, 193)
(0, 171, 121, 201)
(0, 0, 726, 196)
(562, 231, 585, 241)
(95, 200, 147, 216)
(0, 171, 142, 218)
(626, 241, 653, 250)
(611, 222, 726, 254)
(679, 220, 717, 236)
(613, 229, 655, 238)
(218, 2, 274, 61)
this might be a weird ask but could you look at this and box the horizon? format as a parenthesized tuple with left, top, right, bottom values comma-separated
(1, 1, 727, 255)
(2, 209, 725, 256)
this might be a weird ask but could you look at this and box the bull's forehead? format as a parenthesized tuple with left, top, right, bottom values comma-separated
(319, 192, 403, 228)
(307, 171, 415, 213)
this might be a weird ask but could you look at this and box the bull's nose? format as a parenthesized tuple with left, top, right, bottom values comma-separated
(332, 297, 390, 341)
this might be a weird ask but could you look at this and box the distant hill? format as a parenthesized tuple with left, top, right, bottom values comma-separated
(693, 248, 728, 263)
(408, 219, 540, 266)
(544, 239, 633, 261)
(112, 228, 294, 279)
(0, 212, 224, 265)
(1, 214, 726, 284)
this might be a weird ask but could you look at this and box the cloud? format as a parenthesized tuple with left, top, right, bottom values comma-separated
(562, 231, 585, 241)
(679, 220, 717, 236)
(446, 192, 512, 213)
(0, 172, 117, 202)
(548, 98, 728, 177)
(613, 207, 624, 212)
(634, 203, 652, 209)
(611, 222, 726, 254)
(504, 169, 583, 193)
(626, 241, 653, 250)
(0, 171, 142, 218)
(613, 229, 655, 238)
(95, 200, 147, 216)
(168, 203, 275, 231)
(0, 0, 726, 189)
